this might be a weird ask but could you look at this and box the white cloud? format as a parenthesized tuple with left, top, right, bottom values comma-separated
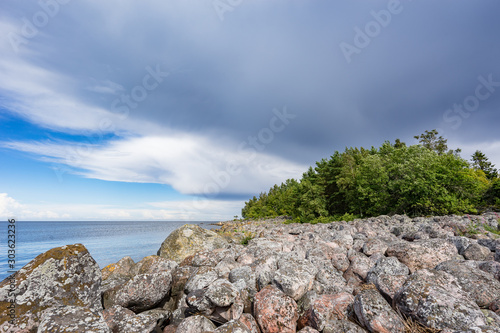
(0, 193, 241, 221)
(3, 133, 308, 196)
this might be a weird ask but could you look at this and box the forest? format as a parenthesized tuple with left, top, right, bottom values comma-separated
(241, 130, 500, 223)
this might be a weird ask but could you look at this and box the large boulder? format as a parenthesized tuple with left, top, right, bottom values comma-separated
(37, 305, 110, 332)
(298, 292, 354, 331)
(354, 288, 405, 333)
(0, 244, 102, 331)
(254, 285, 299, 333)
(157, 224, 229, 263)
(394, 269, 487, 330)
(366, 256, 410, 300)
(386, 238, 458, 273)
(102, 305, 170, 333)
(103, 272, 172, 312)
(176, 315, 216, 333)
(435, 260, 500, 308)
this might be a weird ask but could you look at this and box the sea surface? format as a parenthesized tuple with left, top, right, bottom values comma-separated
(0, 220, 217, 281)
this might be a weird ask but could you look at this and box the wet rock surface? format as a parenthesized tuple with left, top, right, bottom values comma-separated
(2, 213, 500, 332)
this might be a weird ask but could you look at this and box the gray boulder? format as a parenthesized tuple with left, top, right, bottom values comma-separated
(394, 269, 487, 330)
(37, 306, 110, 333)
(0, 244, 102, 331)
(176, 315, 216, 333)
(157, 224, 229, 263)
(354, 288, 405, 333)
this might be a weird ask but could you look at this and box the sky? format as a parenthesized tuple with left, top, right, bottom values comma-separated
(0, 0, 499, 221)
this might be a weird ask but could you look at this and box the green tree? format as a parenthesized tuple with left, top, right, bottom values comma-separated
(414, 129, 448, 155)
(471, 150, 498, 180)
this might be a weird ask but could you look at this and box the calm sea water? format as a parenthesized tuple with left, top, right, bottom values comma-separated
(0, 220, 217, 281)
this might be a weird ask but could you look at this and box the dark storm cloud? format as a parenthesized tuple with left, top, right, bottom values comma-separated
(3, 0, 500, 171)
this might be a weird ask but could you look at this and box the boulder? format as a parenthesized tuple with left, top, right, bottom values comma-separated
(102, 305, 170, 332)
(205, 279, 240, 307)
(385, 238, 458, 273)
(394, 269, 487, 330)
(298, 292, 354, 331)
(37, 305, 110, 333)
(435, 260, 500, 308)
(0, 244, 102, 331)
(463, 244, 492, 261)
(323, 320, 367, 333)
(176, 315, 216, 333)
(214, 320, 251, 333)
(272, 257, 317, 300)
(103, 272, 172, 312)
(101, 256, 135, 281)
(157, 224, 229, 263)
(239, 313, 261, 333)
(354, 288, 405, 333)
(366, 256, 409, 300)
(253, 285, 298, 333)
(134, 255, 178, 275)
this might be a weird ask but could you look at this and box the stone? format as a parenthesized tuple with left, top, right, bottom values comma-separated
(184, 268, 219, 294)
(253, 285, 298, 333)
(298, 292, 354, 331)
(0, 244, 102, 331)
(386, 238, 458, 273)
(313, 266, 350, 295)
(363, 238, 389, 256)
(366, 256, 410, 300)
(394, 269, 487, 330)
(272, 257, 317, 300)
(103, 272, 172, 312)
(229, 266, 257, 293)
(175, 315, 216, 333)
(354, 289, 405, 333)
(102, 305, 170, 333)
(297, 327, 320, 333)
(205, 279, 240, 307)
(345, 252, 375, 280)
(435, 260, 500, 308)
(186, 289, 214, 315)
(214, 320, 251, 333)
(37, 305, 110, 333)
(134, 255, 178, 275)
(157, 224, 229, 263)
(239, 313, 261, 333)
(464, 244, 492, 261)
(101, 256, 135, 281)
(323, 320, 367, 333)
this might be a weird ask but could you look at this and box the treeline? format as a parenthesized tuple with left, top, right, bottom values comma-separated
(241, 130, 500, 222)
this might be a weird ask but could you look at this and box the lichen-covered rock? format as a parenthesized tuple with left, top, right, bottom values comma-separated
(298, 292, 354, 331)
(157, 224, 229, 263)
(354, 289, 405, 333)
(205, 279, 240, 307)
(102, 256, 136, 281)
(102, 305, 169, 332)
(313, 266, 350, 295)
(362, 238, 389, 256)
(0, 244, 102, 331)
(394, 269, 487, 330)
(239, 313, 261, 333)
(176, 315, 216, 333)
(229, 266, 257, 292)
(184, 267, 219, 294)
(214, 320, 251, 333)
(186, 289, 213, 315)
(323, 320, 367, 333)
(435, 260, 500, 308)
(345, 252, 375, 280)
(386, 238, 458, 273)
(134, 255, 178, 275)
(272, 257, 317, 300)
(464, 244, 492, 261)
(366, 256, 409, 300)
(253, 285, 298, 333)
(103, 272, 172, 312)
(36, 305, 110, 333)
(297, 327, 320, 333)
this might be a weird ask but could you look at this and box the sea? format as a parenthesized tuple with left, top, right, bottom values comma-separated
(0, 220, 217, 282)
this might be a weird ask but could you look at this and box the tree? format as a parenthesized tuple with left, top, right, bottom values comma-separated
(414, 129, 448, 155)
(471, 150, 498, 180)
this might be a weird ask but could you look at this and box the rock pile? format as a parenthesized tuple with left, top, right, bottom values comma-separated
(2, 213, 500, 332)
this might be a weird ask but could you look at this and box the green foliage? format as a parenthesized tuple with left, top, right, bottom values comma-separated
(472, 150, 498, 180)
(241, 130, 497, 223)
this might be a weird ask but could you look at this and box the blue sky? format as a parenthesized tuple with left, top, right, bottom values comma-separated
(1, 0, 499, 220)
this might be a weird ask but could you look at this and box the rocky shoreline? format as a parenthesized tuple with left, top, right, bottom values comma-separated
(2, 213, 500, 332)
